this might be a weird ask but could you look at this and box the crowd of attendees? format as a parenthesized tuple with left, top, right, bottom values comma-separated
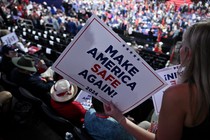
(0, 0, 209, 68)
(0, 0, 210, 139)
(1, 0, 209, 44)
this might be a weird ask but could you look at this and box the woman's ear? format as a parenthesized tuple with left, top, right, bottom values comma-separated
(186, 47, 192, 60)
(180, 45, 191, 64)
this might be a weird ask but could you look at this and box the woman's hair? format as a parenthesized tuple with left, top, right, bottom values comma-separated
(179, 21, 210, 122)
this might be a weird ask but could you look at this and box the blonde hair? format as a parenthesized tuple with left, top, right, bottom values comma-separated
(179, 21, 210, 122)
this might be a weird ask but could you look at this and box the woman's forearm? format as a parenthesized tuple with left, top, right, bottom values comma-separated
(119, 116, 156, 140)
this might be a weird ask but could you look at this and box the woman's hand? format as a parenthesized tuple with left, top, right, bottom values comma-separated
(103, 102, 124, 122)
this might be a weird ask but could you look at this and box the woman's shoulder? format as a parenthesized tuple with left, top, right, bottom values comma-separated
(163, 83, 191, 104)
(165, 83, 191, 95)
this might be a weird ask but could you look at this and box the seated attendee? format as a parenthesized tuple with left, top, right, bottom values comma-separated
(0, 84, 13, 124)
(0, 90, 12, 113)
(50, 79, 86, 127)
(41, 66, 54, 79)
(0, 45, 19, 78)
(34, 58, 48, 74)
(10, 55, 54, 104)
(15, 41, 29, 54)
(84, 97, 135, 140)
(138, 110, 158, 133)
(153, 42, 163, 54)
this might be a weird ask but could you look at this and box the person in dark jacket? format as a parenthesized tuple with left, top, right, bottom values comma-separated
(0, 45, 19, 78)
(10, 55, 54, 104)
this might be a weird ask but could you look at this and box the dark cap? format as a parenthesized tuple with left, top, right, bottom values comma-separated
(1, 45, 18, 54)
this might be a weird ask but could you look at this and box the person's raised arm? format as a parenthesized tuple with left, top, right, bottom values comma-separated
(103, 85, 186, 140)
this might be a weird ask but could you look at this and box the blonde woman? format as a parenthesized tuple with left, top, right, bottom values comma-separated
(103, 21, 210, 140)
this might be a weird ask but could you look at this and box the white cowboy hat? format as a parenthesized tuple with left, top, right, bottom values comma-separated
(50, 79, 78, 102)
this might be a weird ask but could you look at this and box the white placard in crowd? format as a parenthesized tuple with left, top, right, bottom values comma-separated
(52, 14, 168, 113)
(1, 32, 19, 45)
(152, 65, 180, 115)
(75, 90, 92, 110)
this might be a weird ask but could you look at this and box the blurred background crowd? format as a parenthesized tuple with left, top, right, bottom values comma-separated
(0, 0, 209, 140)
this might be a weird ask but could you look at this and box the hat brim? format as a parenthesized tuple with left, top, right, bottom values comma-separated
(50, 84, 78, 102)
(12, 57, 37, 72)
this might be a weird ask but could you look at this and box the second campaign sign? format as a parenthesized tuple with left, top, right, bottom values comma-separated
(52, 15, 167, 113)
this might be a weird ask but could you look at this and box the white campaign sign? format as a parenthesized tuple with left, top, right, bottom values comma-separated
(52, 14, 168, 113)
(1, 32, 19, 45)
(75, 90, 92, 110)
(152, 65, 179, 115)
